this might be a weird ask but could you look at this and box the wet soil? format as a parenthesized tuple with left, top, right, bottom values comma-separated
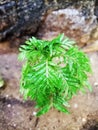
(0, 42, 98, 130)
(80, 112, 98, 130)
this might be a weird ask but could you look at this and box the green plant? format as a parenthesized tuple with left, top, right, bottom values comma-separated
(19, 34, 92, 116)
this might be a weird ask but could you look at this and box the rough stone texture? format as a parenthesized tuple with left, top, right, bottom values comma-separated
(37, 1, 97, 45)
(0, 0, 97, 43)
(0, 0, 45, 41)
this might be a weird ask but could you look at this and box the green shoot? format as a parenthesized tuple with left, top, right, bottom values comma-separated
(19, 34, 92, 116)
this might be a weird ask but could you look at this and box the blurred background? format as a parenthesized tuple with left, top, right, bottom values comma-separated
(0, 0, 98, 130)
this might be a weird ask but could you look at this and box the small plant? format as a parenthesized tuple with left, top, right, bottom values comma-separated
(19, 34, 92, 116)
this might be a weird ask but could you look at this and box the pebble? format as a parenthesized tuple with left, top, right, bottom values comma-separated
(74, 103, 78, 108)
(7, 104, 11, 108)
(13, 124, 16, 127)
(82, 118, 86, 122)
(94, 82, 98, 87)
(32, 111, 37, 116)
(6, 95, 9, 98)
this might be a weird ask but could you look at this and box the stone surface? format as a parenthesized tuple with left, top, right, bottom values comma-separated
(37, 1, 97, 45)
(0, 0, 97, 43)
(0, 0, 45, 41)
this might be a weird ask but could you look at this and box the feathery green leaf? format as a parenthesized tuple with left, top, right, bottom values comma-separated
(19, 34, 92, 116)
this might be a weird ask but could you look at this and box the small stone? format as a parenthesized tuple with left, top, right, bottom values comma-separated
(6, 95, 9, 98)
(82, 118, 86, 122)
(32, 111, 37, 116)
(7, 104, 11, 108)
(74, 103, 78, 108)
(94, 82, 98, 87)
(13, 124, 16, 127)
(34, 3, 36, 6)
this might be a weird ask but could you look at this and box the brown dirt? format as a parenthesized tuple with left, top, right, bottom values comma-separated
(0, 44, 98, 130)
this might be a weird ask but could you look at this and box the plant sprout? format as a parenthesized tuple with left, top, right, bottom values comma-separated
(19, 34, 92, 116)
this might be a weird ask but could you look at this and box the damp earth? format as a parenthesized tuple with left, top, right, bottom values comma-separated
(0, 1, 98, 129)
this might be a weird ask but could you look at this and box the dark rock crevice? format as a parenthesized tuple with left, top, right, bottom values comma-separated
(94, 0, 98, 20)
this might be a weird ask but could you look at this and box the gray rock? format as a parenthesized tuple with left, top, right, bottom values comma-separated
(0, 0, 97, 42)
(37, 0, 97, 43)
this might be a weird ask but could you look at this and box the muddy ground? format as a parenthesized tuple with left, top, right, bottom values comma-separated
(0, 42, 98, 130)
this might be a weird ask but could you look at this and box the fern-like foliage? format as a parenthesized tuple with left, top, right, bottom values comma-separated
(19, 34, 92, 116)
